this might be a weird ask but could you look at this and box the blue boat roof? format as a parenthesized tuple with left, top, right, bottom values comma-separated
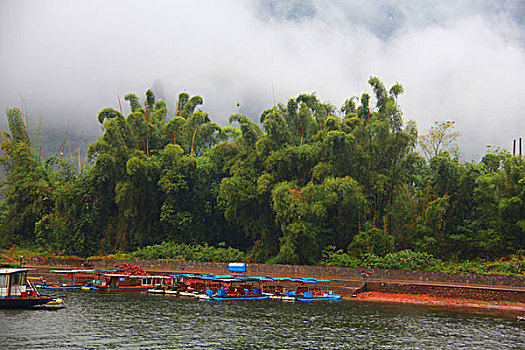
(167, 273, 331, 283)
(49, 268, 129, 274)
(270, 276, 331, 283)
(169, 273, 200, 278)
(199, 275, 219, 280)
(236, 276, 273, 281)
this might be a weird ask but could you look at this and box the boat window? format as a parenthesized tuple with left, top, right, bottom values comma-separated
(12, 273, 22, 286)
(0, 275, 7, 288)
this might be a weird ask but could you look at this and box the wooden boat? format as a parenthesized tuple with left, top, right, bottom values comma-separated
(177, 286, 207, 298)
(94, 274, 172, 291)
(211, 293, 269, 301)
(265, 277, 341, 302)
(165, 273, 269, 301)
(295, 290, 342, 302)
(0, 267, 58, 308)
(210, 287, 269, 301)
(41, 285, 83, 290)
(80, 286, 98, 291)
(147, 285, 179, 295)
(45, 297, 63, 305)
(209, 277, 269, 301)
(269, 290, 296, 302)
(171, 274, 218, 298)
(178, 290, 199, 297)
(42, 268, 130, 289)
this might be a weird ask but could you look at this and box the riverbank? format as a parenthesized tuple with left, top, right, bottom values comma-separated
(353, 291, 525, 312)
(24, 257, 525, 311)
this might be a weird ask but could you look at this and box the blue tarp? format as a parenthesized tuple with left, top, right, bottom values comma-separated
(228, 263, 247, 272)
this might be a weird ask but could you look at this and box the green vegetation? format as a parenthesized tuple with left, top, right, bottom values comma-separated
(1, 78, 524, 276)
(132, 242, 245, 262)
(320, 248, 441, 271)
(320, 248, 525, 276)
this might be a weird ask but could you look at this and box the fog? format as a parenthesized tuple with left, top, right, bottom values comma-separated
(1, 0, 524, 159)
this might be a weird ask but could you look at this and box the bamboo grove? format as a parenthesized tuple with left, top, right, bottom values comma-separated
(1, 77, 524, 264)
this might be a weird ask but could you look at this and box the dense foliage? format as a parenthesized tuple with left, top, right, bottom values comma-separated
(1, 78, 524, 272)
(132, 242, 246, 262)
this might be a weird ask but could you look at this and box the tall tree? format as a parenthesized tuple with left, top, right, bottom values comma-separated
(419, 121, 461, 160)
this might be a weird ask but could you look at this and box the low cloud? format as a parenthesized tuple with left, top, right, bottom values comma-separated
(1, 0, 524, 159)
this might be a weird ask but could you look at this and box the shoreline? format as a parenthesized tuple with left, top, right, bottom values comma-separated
(23, 260, 525, 312)
(351, 291, 525, 312)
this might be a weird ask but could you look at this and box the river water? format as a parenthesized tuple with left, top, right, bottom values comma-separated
(1, 291, 523, 349)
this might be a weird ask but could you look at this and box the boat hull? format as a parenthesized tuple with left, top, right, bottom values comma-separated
(97, 286, 152, 292)
(80, 286, 98, 291)
(147, 289, 166, 294)
(0, 297, 56, 308)
(41, 285, 82, 290)
(269, 295, 296, 302)
(295, 295, 342, 302)
(212, 295, 270, 301)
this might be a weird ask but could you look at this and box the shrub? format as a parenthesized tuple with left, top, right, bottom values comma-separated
(132, 242, 245, 262)
(441, 253, 525, 276)
(319, 245, 361, 268)
(363, 249, 443, 271)
(348, 227, 394, 258)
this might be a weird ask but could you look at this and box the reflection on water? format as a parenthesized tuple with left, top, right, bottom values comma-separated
(1, 291, 523, 349)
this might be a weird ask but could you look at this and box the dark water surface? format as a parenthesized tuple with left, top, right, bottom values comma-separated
(1, 291, 523, 349)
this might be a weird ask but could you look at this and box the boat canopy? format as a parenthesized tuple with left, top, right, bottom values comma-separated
(100, 274, 166, 279)
(169, 273, 200, 278)
(0, 268, 28, 275)
(269, 276, 331, 283)
(166, 273, 331, 284)
(49, 268, 128, 274)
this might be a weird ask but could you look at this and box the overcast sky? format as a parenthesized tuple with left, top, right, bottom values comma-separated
(1, 0, 524, 159)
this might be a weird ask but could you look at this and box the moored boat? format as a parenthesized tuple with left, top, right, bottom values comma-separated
(94, 274, 173, 292)
(147, 285, 179, 295)
(264, 276, 341, 302)
(45, 297, 63, 305)
(211, 294, 269, 301)
(208, 277, 270, 301)
(295, 294, 342, 302)
(0, 267, 58, 308)
(295, 290, 342, 302)
(42, 267, 135, 289)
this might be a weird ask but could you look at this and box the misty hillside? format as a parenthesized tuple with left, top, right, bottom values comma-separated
(0, 117, 101, 172)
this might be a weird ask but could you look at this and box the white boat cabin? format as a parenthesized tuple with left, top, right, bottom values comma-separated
(0, 268, 29, 298)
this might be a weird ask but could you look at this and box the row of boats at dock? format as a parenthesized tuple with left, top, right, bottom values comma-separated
(1, 263, 341, 307)
(145, 273, 342, 302)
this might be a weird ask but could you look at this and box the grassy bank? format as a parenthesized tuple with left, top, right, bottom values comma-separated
(320, 248, 525, 277)
(3, 244, 524, 277)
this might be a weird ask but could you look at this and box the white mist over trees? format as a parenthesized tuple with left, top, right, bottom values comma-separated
(1, 0, 524, 160)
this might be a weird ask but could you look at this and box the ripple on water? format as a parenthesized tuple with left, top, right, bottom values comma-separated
(1, 292, 524, 349)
